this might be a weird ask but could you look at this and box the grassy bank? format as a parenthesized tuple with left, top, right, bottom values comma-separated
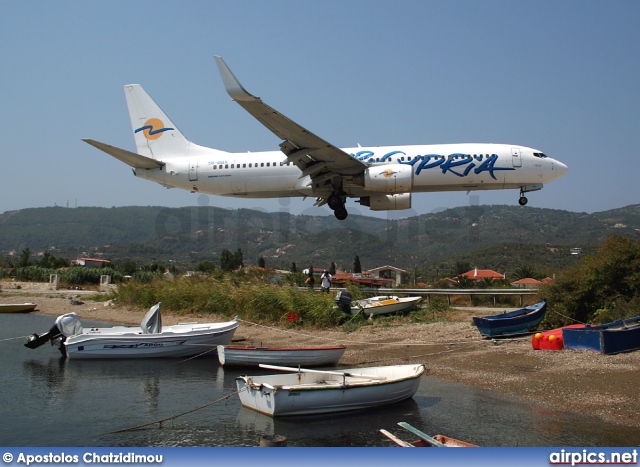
(113, 275, 349, 327)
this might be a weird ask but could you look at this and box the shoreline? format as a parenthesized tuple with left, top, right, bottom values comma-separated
(9, 292, 640, 429)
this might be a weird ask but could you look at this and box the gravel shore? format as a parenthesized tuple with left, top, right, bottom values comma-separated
(9, 292, 639, 429)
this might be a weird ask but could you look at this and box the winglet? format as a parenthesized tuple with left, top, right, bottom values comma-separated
(214, 56, 257, 102)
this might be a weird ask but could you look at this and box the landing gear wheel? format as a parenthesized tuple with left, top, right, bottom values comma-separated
(334, 207, 348, 220)
(327, 194, 342, 211)
(518, 196, 528, 206)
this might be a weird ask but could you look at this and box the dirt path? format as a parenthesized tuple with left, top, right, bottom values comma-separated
(9, 292, 640, 429)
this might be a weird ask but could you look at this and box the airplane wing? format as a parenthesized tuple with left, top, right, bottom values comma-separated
(214, 56, 366, 191)
(83, 139, 165, 169)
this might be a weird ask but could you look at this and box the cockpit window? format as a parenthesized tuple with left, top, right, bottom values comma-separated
(533, 152, 548, 158)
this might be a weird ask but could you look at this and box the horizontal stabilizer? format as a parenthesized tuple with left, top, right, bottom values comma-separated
(83, 139, 164, 169)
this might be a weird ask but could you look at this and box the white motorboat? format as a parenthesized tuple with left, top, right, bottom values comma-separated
(351, 295, 422, 316)
(24, 303, 238, 359)
(218, 344, 346, 367)
(236, 363, 425, 417)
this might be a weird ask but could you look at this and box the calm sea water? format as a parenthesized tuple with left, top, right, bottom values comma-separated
(1, 313, 637, 447)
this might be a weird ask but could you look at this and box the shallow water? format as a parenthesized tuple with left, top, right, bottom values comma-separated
(2, 313, 637, 447)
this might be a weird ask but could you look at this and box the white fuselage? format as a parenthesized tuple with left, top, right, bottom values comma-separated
(135, 143, 566, 199)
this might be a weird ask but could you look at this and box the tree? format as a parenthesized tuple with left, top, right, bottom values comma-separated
(512, 265, 541, 281)
(258, 257, 266, 268)
(541, 234, 640, 326)
(220, 248, 244, 271)
(18, 247, 31, 268)
(329, 261, 336, 275)
(120, 259, 138, 275)
(291, 262, 297, 273)
(196, 260, 215, 273)
(353, 255, 362, 273)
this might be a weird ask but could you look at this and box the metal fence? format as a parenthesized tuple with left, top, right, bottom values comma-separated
(301, 286, 540, 307)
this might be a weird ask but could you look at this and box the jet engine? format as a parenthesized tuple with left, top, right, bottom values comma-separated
(354, 164, 413, 193)
(359, 193, 412, 211)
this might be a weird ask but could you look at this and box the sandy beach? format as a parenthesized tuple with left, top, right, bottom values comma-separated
(7, 291, 639, 430)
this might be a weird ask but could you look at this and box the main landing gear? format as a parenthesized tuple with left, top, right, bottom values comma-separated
(518, 188, 528, 206)
(327, 193, 348, 220)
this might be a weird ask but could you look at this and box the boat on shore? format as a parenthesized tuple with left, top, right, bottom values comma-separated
(0, 303, 37, 313)
(217, 344, 346, 367)
(562, 316, 640, 354)
(24, 302, 239, 359)
(351, 295, 422, 316)
(473, 300, 547, 337)
(236, 363, 425, 417)
(380, 422, 478, 447)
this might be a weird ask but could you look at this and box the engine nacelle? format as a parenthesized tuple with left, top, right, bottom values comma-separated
(359, 193, 412, 211)
(357, 164, 413, 193)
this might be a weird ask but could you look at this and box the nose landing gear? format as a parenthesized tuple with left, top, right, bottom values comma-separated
(518, 188, 528, 206)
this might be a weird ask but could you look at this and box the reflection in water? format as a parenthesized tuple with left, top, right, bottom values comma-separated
(22, 358, 72, 405)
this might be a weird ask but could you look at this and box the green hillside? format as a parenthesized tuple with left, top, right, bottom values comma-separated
(1, 204, 638, 276)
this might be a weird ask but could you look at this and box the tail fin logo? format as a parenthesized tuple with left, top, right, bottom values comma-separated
(135, 118, 174, 141)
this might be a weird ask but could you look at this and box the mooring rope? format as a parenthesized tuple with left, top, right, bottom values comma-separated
(237, 318, 484, 347)
(550, 309, 588, 325)
(102, 387, 247, 435)
(0, 335, 30, 343)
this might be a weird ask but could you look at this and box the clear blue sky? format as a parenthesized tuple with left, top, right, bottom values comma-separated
(1, 1, 638, 219)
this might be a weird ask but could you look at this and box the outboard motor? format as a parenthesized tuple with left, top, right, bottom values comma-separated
(334, 290, 352, 313)
(24, 323, 64, 349)
(24, 313, 83, 355)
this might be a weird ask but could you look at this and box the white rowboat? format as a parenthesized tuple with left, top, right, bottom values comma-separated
(218, 345, 346, 367)
(236, 363, 425, 417)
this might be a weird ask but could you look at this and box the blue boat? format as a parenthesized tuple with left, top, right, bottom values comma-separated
(562, 316, 640, 355)
(473, 300, 547, 337)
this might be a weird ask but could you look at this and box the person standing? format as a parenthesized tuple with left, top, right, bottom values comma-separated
(320, 270, 332, 293)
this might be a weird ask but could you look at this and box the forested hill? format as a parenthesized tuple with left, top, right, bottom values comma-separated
(1, 204, 639, 272)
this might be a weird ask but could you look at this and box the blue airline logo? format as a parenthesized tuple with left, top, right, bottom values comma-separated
(350, 150, 515, 180)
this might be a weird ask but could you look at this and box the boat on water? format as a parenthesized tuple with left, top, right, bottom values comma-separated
(380, 422, 478, 447)
(562, 316, 640, 355)
(24, 302, 239, 359)
(473, 300, 547, 337)
(350, 295, 422, 316)
(217, 344, 346, 367)
(236, 363, 426, 417)
(0, 303, 37, 313)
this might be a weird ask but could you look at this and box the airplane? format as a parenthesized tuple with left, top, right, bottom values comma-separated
(84, 56, 568, 221)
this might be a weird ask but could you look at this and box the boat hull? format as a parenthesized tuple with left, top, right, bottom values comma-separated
(562, 316, 640, 355)
(218, 345, 346, 367)
(351, 296, 422, 316)
(236, 364, 425, 417)
(63, 320, 238, 359)
(473, 300, 547, 337)
(0, 303, 37, 313)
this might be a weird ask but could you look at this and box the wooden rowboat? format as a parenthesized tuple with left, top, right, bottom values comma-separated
(0, 303, 37, 313)
(380, 422, 478, 447)
(473, 300, 547, 337)
(562, 316, 640, 354)
(217, 344, 346, 367)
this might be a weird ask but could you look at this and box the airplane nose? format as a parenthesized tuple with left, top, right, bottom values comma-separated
(555, 160, 569, 179)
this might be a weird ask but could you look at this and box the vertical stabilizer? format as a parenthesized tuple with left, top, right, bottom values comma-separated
(124, 84, 190, 159)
